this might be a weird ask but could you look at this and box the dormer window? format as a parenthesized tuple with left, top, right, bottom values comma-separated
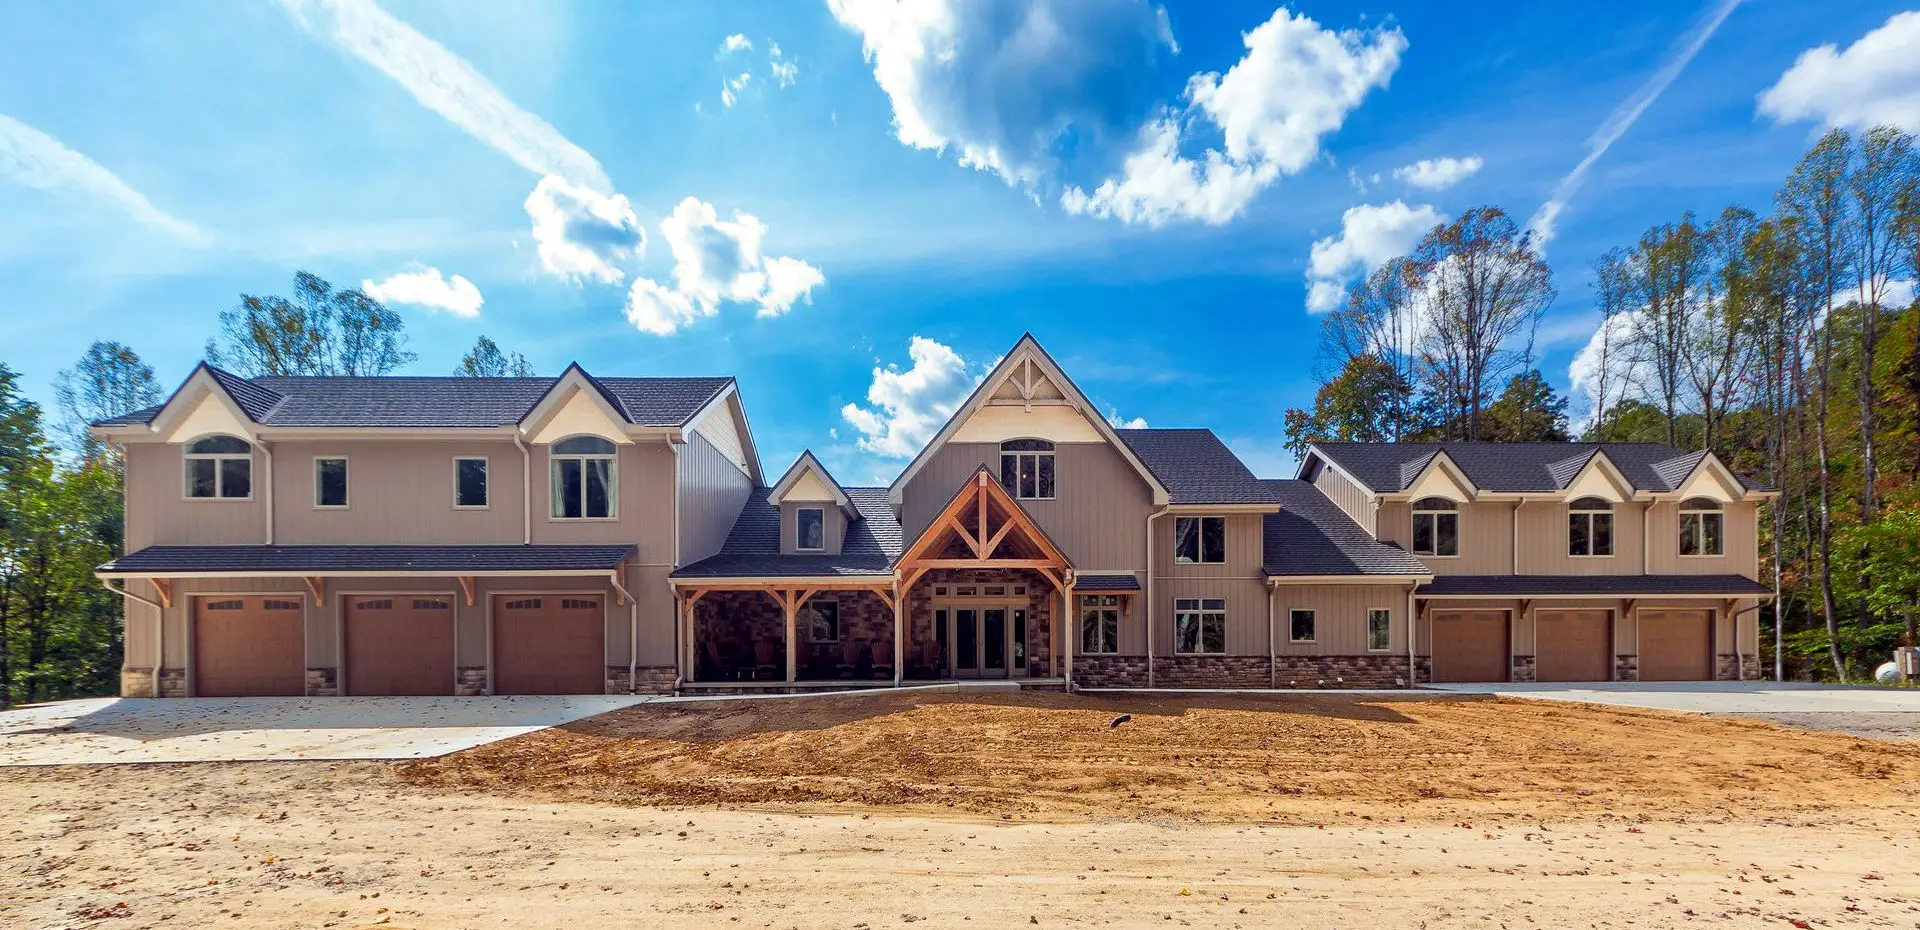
(1411, 497, 1458, 556)
(184, 435, 252, 499)
(1679, 497, 1723, 556)
(1000, 439, 1054, 500)
(796, 507, 825, 551)
(550, 436, 617, 519)
(1568, 497, 1613, 557)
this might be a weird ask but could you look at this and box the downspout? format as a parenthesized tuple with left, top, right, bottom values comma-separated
(260, 440, 274, 544)
(1731, 601, 1767, 682)
(1406, 584, 1418, 688)
(101, 578, 165, 698)
(513, 434, 531, 544)
(1642, 499, 1652, 575)
(1511, 498, 1523, 574)
(1267, 581, 1276, 689)
(609, 569, 637, 693)
(1144, 505, 1170, 688)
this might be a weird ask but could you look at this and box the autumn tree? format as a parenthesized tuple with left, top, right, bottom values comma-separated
(1481, 370, 1570, 442)
(1283, 355, 1417, 456)
(454, 335, 535, 378)
(205, 271, 417, 377)
(52, 341, 161, 464)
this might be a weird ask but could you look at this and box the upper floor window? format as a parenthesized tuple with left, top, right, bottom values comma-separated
(314, 457, 348, 508)
(1568, 496, 1613, 557)
(1000, 438, 1054, 499)
(796, 507, 826, 551)
(1679, 497, 1723, 556)
(454, 457, 489, 508)
(550, 436, 616, 519)
(1174, 516, 1226, 564)
(184, 435, 251, 499)
(1411, 497, 1458, 556)
(1079, 594, 1120, 654)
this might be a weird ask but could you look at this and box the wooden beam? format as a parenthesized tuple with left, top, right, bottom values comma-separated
(1517, 599, 1532, 620)
(456, 576, 475, 607)
(151, 578, 172, 610)
(301, 576, 324, 603)
(891, 583, 905, 686)
(945, 516, 982, 558)
(982, 517, 1018, 560)
(913, 558, 1063, 570)
(976, 473, 989, 543)
(783, 595, 798, 683)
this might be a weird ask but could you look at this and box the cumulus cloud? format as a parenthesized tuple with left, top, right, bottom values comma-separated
(0, 111, 207, 245)
(1106, 410, 1148, 429)
(1393, 155, 1482, 191)
(841, 336, 979, 458)
(1303, 201, 1443, 313)
(1567, 309, 1648, 431)
(362, 266, 484, 317)
(1758, 11, 1920, 130)
(524, 175, 645, 284)
(622, 197, 826, 335)
(1063, 7, 1405, 226)
(769, 41, 798, 87)
(718, 33, 753, 56)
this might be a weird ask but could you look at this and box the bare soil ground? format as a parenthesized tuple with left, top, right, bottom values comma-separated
(4, 692, 1920, 929)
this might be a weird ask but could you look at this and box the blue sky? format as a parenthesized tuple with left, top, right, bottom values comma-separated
(1, 0, 1913, 484)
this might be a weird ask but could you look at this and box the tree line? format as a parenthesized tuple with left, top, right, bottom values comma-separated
(0, 272, 534, 706)
(1285, 126, 1920, 681)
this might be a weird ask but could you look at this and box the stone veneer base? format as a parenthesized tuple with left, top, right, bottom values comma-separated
(305, 667, 339, 697)
(1073, 655, 1421, 689)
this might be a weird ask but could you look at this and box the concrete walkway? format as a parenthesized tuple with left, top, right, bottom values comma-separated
(1424, 681, 1920, 740)
(0, 695, 649, 766)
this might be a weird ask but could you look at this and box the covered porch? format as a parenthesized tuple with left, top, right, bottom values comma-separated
(677, 582, 904, 684)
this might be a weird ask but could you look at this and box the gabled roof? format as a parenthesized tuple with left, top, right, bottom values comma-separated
(1304, 442, 1768, 495)
(672, 487, 903, 579)
(1260, 480, 1431, 577)
(1116, 428, 1275, 505)
(1418, 574, 1771, 597)
(767, 450, 853, 513)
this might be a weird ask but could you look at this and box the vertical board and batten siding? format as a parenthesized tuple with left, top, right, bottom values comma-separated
(527, 439, 675, 561)
(1644, 501, 1760, 577)
(676, 431, 753, 565)
(1514, 500, 1646, 575)
(1310, 463, 1375, 533)
(1270, 584, 1410, 655)
(900, 441, 1153, 570)
(1376, 500, 1513, 575)
(1152, 514, 1268, 655)
(779, 502, 847, 555)
(269, 439, 523, 545)
(125, 443, 265, 548)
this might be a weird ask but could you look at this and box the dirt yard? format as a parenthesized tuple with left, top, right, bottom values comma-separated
(4, 691, 1920, 929)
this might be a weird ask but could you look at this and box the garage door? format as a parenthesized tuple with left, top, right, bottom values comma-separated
(193, 596, 306, 697)
(1430, 610, 1509, 683)
(492, 595, 605, 695)
(344, 595, 455, 696)
(1535, 610, 1611, 682)
(1639, 609, 1712, 681)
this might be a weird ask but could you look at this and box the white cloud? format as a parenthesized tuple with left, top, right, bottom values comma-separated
(718, 33, 753, 56)
(1063, 8, 1405, 226)
(722, 71, 751, 108)
(1758, 11, 1920, 130)
(1303, 201, 1443, 313)
(1393, 155, 1482, 191)
(1527, 0, 1743, 248)
(524, 175, 644, 284)
(621, 197, 826, 335)
(362, 266, 483, 317)
(769, 41, 798, 87)
(1106, 409, 1148, 429)
(278, 0, 612, 193)
(1567, 309, 1647, 431)
(841, 336, 978, 458)
(0, 111, 207, 244)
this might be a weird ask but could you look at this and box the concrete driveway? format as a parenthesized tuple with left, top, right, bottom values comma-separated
(1425, 681, 1920, 740)
(0, 695, 650, 766)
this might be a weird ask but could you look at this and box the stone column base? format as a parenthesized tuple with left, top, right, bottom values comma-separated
(121, 668, 155, 697)
(1614, 654, 1639, 682)
(1741, 655, 1761, 680)
(305, 667, 339, 697)
(1511, 655, 1537, 682)
(633, 666, 677, 695)
(456, 667, 488, 696)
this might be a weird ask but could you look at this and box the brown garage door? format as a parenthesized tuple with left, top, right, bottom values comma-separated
(344, 595, 455, 696)
(1535, 610, 1611, 682)
(193, 596, 306, 697)
(1639, 609, 1712, 681)
(1430, 610, 1509, 683)
(493, 595, 605, 695)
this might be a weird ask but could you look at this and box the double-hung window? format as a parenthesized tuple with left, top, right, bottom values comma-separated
(796, 507, 826, 551)
(1411, 497, 1459, 556)
(1679, 498, 1724, 556)
(1173, 516, 1227, 564)
(314, 457, 348, 508)
(1567, 497, 1613, 556)
(184, 435, 251, 499)
(1079, 594, 1120, 654)
(1174, 598, 1226, 654)
(999, 439, 1055, 499)
(453, 457, 489, 508)
(1367, 609, 1391, 652)
(550, 436, 617, 519)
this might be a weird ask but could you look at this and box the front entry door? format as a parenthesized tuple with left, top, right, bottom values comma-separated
(939, 605, 1028, 679)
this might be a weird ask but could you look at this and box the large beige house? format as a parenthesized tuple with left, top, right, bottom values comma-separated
(93, 335, 1772, 697)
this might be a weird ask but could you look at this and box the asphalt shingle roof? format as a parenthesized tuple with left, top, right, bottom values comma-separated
(1260, 479, 1431, 577)
(1075, 573, 1142, 591)
(673, 487, 903, 579)
(1116, 428, 1273, 505)
(98, 544, 635, 574)
(1417, 574, 1771, 596)
(1309, 442, 1763, 494)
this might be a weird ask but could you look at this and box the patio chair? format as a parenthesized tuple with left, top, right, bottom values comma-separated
(838, 640, 861, 679)
(752, 640, 779, 680)
(870, 640, 894, 680)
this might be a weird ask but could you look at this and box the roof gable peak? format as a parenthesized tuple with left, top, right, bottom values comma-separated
(768, 450, 854, 514)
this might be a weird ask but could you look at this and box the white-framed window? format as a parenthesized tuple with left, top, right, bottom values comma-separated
(999, 438, 1055, 499)
(796, 507, 825, 551)
(1568, 496, 1613, 557)
(1366, 608, 1391, 652)
(1411, 497, 1459, 557)
(453, 457, 489, 508)
(801, 600, 840, 642)
(550, 436, 617, 519)
(1080, 594, 1120, 654)
(183, 435, 252, 499)
(1174, 597, 1226, 655)
(1173, 516, 1227, 564)
(1679, 497, 1724, 556)
(314, 456, 348, 508)
(1289, 608, 1316, 643)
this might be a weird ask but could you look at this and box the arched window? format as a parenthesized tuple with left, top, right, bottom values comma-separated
(184, 434, 252, 499)
(1679, 497, 1723, 556)
(550, 435, 617, 519)
(1568, 496, 1614, 557)
(1000, 438, 1054, 500)
(1411, 497, 1458, 557)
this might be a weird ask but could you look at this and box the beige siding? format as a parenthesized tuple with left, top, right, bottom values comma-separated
(1645, 501, 1760, 577)
(1270, 584, 1410, 655)
(126, 442, 265, 548)
(1311, 463, 1374, 531)
(269, 439, 523, 545)
(1377, 500, 1513, 574)
(677, 432, 752, 565)
(1514, 500, 1646, 574)
(901, 441, 1152, 569)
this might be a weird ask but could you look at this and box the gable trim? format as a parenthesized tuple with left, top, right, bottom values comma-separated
(1297, 446, 1382, 500)
(768, 450, 854, 515)
(518, 364, 634, 445)
(147, 364, 262, 443)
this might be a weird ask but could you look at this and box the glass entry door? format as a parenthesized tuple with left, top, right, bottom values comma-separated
(939, 605, 1027, 679)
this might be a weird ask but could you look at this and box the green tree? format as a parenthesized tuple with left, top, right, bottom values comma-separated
(1283, 355, 1418, 456)
(206, 271, 417, 376)
(53, 341, 161, 464)
(454, 335, 535, 378)
(1481, 369, 1570, 442)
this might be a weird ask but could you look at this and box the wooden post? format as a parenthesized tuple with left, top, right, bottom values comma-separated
(1062, 578, 1075, 689)
(892, 581, 905, 686)
(783, 589, 798, 683)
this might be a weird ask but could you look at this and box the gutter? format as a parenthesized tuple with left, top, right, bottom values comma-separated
(1407, 584, 1417, 688)
(101, 578, 165, 698)
(609, 569, 638, 693)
